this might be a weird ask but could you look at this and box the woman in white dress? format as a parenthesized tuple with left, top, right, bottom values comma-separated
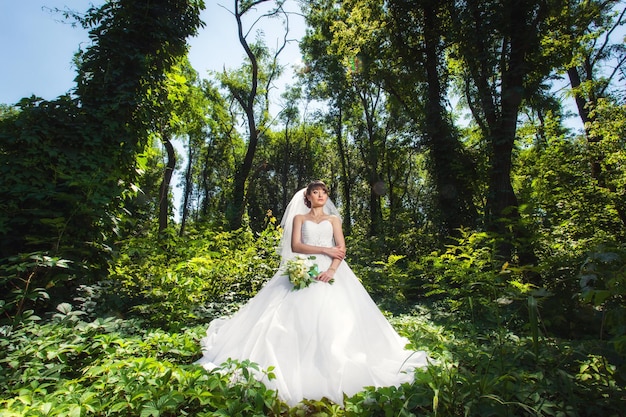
(197, 181, 430, 406)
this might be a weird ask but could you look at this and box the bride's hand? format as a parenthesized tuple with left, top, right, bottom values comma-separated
(316, 268, 336, 283)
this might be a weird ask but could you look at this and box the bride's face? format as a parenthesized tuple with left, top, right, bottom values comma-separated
(308, 187, 328, 208)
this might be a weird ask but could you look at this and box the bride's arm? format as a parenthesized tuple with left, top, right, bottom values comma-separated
(331, 216, 346, 251)
(317, 216, 345, 282)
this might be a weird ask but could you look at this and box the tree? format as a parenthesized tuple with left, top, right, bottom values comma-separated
(145, 58, 209, 234)
(446, 0, 553, 261)
(221, 0, 289, 230)
(0, 0, 204, 317)
(0, 0, 203, 260)
(195, 80, 242, 224)
(303, 0, 478, 238)
(300, 0, 359, 234)
(381, 0, 479, 236)
(277, 85, 303, 210)
(74, 0, 205, 237)
(559, 0, 626, 225)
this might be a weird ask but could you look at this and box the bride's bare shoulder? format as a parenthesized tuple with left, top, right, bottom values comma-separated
(293, 214, 306, 223)
(327, 214, 341, 224)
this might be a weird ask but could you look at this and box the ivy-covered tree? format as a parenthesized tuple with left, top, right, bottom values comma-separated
(75, 0, 204, 182)
(0, 0, 204, 319)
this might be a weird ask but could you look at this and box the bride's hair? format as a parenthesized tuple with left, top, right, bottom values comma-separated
(304, 180, 329, 208)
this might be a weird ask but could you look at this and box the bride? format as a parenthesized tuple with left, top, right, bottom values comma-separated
(196, 180, 430, 406)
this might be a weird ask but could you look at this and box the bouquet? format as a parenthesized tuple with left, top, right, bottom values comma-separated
(283, 255, 333, 290)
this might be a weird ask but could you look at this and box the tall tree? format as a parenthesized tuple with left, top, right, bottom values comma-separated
(352, 81, 386, 236)
(0, 0, 204, 313)
(76, 0, 204, 163)
(74, 0, 204, 236)
(195, 80, 241, 223)
(300, 0, 359, 234)
(148, 59, 210, 235)
(246, 120, 332, 230)
(327, 105, 354, 236)
(384, 0, 478, 236)
(447, 0, 553, 261)
(0, 0, 203, 259)
(221, 0, 289, 230)
(277, 85, 303, 210)
(559, 0, 626, 225)
(303, 0, 478, 237)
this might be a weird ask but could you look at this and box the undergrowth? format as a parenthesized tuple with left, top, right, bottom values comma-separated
(1, 225, 624, 416)
(0, 302, 623, 416)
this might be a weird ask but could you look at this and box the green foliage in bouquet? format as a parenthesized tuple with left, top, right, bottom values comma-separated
(282, 255, 335, 290)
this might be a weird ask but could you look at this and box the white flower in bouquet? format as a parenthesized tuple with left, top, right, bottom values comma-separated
(283, 255, 333, 290)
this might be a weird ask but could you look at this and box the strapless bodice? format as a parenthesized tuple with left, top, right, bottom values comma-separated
(301, 220, 334, 247)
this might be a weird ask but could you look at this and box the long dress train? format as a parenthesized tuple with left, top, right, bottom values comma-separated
(196, 219, 429, 406)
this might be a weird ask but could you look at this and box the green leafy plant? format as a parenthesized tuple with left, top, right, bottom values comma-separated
(0, 304, 285, 417)
(2, 299, 625, 417)
(579, 246, 626, 365)
(107, 223, 281, 329)
(0, 252, 72, 325)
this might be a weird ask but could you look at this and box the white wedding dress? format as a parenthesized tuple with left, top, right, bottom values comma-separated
(196, 218, 430, 406)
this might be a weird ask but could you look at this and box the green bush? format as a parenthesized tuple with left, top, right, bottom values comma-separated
(413, 229, 540, 331)
(578, 245, 626, 375)
(105, 222, 281, 329)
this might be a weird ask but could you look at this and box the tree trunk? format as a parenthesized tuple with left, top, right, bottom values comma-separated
(567, 67, 591, 126)
(368, 161, 383, 237)
(226, 0, 281, 230)
(179, 136, 194, 236)
(158, 134, 176, 233)
(460, 0, 538, 266)
(491, 0, 540, 272)
(357, 88, 383, 237)
(280, 119, 292, 212)
(385, 0, 477, 237)
(335, 106, 352, 236)
(230, 110, 261, 227)
(422, 1, 477, 236)
(200, 146, 211, 218)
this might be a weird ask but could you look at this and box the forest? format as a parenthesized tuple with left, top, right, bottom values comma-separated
(0, 0, 625, 415)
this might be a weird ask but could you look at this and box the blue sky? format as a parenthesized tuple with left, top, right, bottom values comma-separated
(1, 0, 91, 103)
(0, 1, 305, 105)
